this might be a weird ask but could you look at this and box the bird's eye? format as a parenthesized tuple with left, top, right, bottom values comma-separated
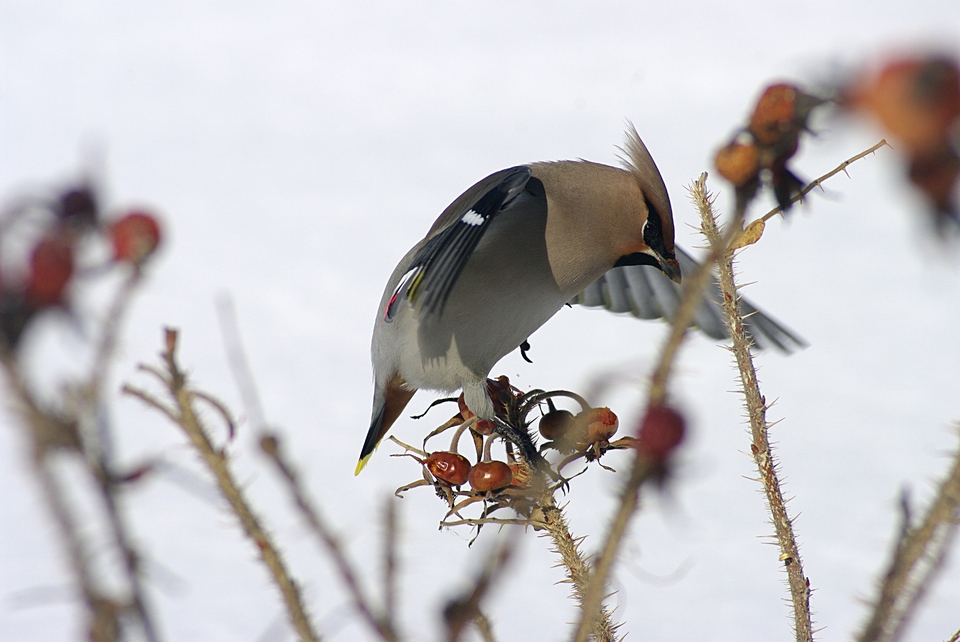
(643, 219, 660, 243)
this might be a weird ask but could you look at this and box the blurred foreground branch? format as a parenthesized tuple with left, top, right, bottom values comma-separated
(260, 434, 399, 642)
(123, 328, 321, 642)
(857, 426, 960, 642)
(1, 264, 159, 642)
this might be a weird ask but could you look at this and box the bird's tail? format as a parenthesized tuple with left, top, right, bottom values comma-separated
(355, 377, 416, 474)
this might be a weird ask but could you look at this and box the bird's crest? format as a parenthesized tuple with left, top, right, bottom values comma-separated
(617, 122, 673, 225)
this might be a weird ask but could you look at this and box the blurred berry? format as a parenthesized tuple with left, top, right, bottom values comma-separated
(637, 405, 686, 462)
(715, 135, 761, 188)
(846, 55, 960, 224)
(25, 235, 74, 307)
(848, 56, 960, 155)
(109, 211, 161, 265)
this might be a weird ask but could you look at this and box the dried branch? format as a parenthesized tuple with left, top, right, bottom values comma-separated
(125, 329, 321, 642)
(2, 261, 161, 642)
(259, 434, 397, 642)
(443, 539, 513, 642)
(756, 139, 890, 225)
(697, 175, 813, 642)
(382, 497, 398, 632)
(731, 140, 890, 250)
(541, 493, 621, 642)
(857, 427, 960, 642)
(572, 173, 733, 642)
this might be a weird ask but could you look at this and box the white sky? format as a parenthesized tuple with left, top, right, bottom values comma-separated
(2, 2, 960, 641)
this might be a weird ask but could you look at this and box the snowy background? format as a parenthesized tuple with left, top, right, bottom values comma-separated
(2, 1, 960, 640)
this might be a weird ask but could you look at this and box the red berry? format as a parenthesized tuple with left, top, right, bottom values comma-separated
(26, 236, 74, 307)
(749, 84, 801, 146)
(580, 407, 619, 444)
(637, 405, 686, 462)
(486, 375, 514, 414)
(109, 211, 161, 265)
(473, 419, 496, 435)
(457, 392, 475, 421)
(425, 451, 471, 485)
(467, 461, 513, 492)
(539, 408, 576, 441)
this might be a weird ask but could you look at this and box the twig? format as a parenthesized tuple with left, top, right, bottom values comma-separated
(2, 374, 124, 640)
(382, 497, 398, 633)
(756, 139, 889, 225)
(572, 172, 733, 642)
(946, 628, 960, 642)
(81, 266, 162, 642)
(215, 295, 267, 429)
(472, 611, 497, 642)
(259, 434, 397, 642)
(126, 329, 321, 642)
(87, 269, 143, 397)
(443, 539, 513, 642)
(697, 175, 813, 641)
(857, 427, 960, 642)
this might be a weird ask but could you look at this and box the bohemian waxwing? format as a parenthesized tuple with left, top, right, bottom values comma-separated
(357, 125, 803, 473)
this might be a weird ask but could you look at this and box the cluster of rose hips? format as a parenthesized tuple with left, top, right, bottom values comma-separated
(714, 83, 825, 216)
(715, 53, 960, 229)
(844, 55, 960, 226)
(0, 182, 161, 351)
(394, 375, 687, 522)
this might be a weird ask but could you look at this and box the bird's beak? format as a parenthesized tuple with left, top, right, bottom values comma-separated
(660, 256, 682, 284)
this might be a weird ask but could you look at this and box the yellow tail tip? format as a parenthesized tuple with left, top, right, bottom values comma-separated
(355, 454, 373, 476)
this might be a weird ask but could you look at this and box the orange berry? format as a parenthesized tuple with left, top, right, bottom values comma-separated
(848, 56, 960, 155)
(581, 407, 619, 443)
(109, 211, 161, 265)
(749, 84, 800, 146)
(715, 136, 760, 187)
(467, 461, 513, 492)
(425, 451, 472, 485)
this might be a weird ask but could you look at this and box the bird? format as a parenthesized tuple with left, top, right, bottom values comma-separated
(357, 125, 803, 474)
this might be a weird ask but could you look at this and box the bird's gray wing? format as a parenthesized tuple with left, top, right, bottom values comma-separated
(572, 246, 806, 352)
(384, 166, 532, 322)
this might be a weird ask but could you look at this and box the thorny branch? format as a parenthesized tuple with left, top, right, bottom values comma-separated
(442, 540, 513, 642)
(571, 178, 740, 642)
(857, 426, 960, 642)
(260, 434, 399, 642)
(698, 174, 813, 641)
(124, 328, 321, 642)
(572, 140, 885, 642)
(2, 263, 160, 642)
(756, 139, 890, 225)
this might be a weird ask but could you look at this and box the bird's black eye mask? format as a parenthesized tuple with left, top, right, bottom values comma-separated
(613, 201, 672, 269)
(641, 201, 670, 258)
